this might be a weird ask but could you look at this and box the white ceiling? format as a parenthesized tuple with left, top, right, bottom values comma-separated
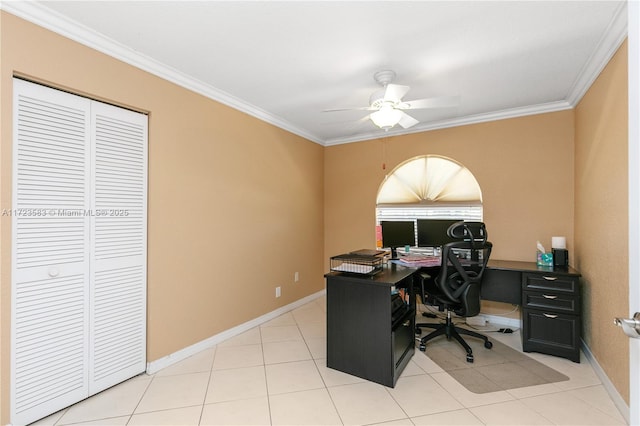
(4, 1, 628, 145)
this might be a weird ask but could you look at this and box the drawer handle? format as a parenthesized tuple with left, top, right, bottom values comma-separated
(542, 276, 558, 281)
(543, 313, 558, 319)
(402, 320, 411, 327)
(542, 294, 558, 299)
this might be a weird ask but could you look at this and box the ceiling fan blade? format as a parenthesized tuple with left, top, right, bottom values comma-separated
(402, 95, 460, 109)
(322, 114, 372, 126)
(398, 111, 419, 129)
(323, 106, 376, 112)
(383, 84, 410, 102)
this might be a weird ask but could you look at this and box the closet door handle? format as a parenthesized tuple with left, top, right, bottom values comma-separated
(542, 276, 558, 281)
(542, 294, 558, 299)
(543, 313, 558, 319)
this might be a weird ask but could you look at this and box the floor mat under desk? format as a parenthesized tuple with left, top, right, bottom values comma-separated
(416, 323, 569, 394)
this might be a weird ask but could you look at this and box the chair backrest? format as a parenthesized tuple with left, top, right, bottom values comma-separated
(436, 221, 493, 317)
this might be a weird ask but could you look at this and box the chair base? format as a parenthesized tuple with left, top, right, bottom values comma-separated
(415, 310, 492, 363)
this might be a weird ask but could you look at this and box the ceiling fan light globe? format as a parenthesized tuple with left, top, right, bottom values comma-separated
(371, 105, 402, 130)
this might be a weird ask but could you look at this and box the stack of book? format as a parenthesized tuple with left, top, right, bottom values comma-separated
(396, 254, 441, 267)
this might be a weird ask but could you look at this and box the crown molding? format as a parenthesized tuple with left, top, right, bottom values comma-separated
(565, 1, 628, 106)
(0, 1, 325, 145)
(323, 100, 574, 146)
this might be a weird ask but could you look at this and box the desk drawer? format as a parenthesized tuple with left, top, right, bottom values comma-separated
(522, 309, 580, 362)
(523, 273, 579, 294)
(523, 290, 579, 314)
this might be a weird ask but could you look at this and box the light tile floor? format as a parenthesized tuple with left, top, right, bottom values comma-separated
(34, 296, 627, 425)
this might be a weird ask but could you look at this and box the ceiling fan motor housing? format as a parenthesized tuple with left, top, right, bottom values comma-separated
(370, 89, 390, 108)
(373, 70, 396, 86)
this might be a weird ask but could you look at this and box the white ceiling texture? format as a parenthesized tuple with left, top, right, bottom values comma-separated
(3, 1, 628, 145)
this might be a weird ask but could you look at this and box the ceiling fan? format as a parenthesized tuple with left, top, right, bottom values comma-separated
(326, 70, 459, 131)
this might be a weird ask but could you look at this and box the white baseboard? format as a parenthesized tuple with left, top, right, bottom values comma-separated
(581, 339, 630, 424)
(146, 289, 326, 374)
(483, 314, 522, 329)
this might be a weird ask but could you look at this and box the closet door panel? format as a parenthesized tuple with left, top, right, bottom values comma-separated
(89, 102, 148, 393)
(12, 79, 91, 425)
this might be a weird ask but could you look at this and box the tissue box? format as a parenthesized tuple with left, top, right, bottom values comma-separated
(537, 251, 553, 267)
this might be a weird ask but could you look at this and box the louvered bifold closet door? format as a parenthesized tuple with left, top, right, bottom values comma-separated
(11, 79, 92, 425)
(89, 102, 147, 394)
(12, 79, 148, 426)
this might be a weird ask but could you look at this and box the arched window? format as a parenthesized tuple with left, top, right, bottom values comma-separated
(376, 155, 483, 247)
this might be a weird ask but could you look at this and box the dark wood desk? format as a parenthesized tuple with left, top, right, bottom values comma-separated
(416, 259, 582, 362)
(414, 258, 580, 305)
(483, 260, 582, 362)
(483, 260, 580, 305)
(326, 258, 582, 386)
(325, 263, 417, 387)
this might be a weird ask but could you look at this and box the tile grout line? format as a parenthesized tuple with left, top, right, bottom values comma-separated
(258, 325, 275, 426)
(196, 347, 218, 425)
(295, 308, 347, 425)
(122, 372, 155, 425)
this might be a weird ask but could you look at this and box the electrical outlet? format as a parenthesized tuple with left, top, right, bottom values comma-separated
(275, 286, 281, 298)
(294, 272, 299, 282)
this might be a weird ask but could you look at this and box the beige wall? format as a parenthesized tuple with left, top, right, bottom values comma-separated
(324, 110, 576, 320)
(0, 12, 325, 424)
(575, 41, 629, 403)
(0, 8, 632, 424)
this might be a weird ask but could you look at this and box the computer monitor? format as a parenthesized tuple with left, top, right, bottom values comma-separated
(380, 221, 416, 259)
(417, 219, 460, 248)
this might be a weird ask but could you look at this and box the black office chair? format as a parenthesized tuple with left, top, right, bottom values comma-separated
(415, 221, 493, 363)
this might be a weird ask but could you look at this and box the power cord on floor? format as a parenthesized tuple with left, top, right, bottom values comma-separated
(458, 322, 520, 334)
(415, 300, 446, 321)
(478, 304, 520, 317)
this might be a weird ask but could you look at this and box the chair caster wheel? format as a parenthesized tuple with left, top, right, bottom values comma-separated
(485, 341, 493, 349)
(466, 355, 474, 363)
(419, 344, 426, 352)
(415, 327, 422, 335)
